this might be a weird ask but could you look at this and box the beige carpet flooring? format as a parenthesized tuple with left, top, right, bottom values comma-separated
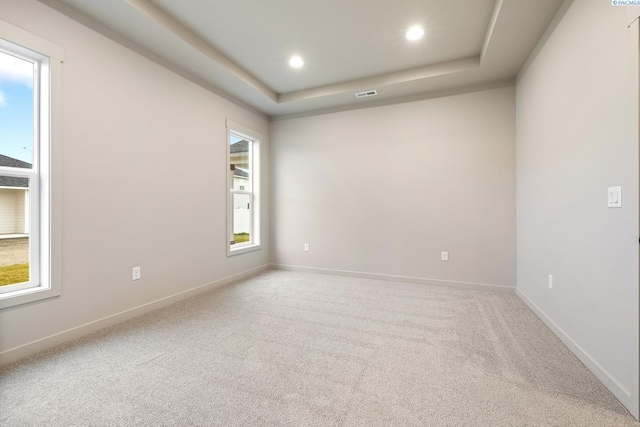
(1, 269, 638, 426)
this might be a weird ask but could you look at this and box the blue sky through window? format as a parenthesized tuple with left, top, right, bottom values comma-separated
(0, 50, 34, 165)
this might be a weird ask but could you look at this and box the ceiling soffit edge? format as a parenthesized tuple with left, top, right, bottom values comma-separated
(480, 0, 503, 64)
(271, 79, 516, 122)
(123, 0, 278, 102)
(278, 56, 481, 104)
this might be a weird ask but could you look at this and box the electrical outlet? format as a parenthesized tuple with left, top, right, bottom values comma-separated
(441, 251, 449, 261)
(304, 243, 310, 252)
(132, 266, 141, 281)
(548, 274, 553, 290)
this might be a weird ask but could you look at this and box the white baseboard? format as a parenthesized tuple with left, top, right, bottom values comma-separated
(0, 264, 270, 366)
(516, 288, 636, 418)
(271, 263, 516, 293)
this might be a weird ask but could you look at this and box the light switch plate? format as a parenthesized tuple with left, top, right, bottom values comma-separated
(608, 186, 622, 208)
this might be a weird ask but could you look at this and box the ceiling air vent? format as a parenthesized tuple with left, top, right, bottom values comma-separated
(355, 90, 378, 98)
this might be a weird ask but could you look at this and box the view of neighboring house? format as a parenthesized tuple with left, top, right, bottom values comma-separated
(230, 138, 250, 191)
(0, 154, 30, 236)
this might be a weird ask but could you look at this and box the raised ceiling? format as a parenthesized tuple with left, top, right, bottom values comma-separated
(41, 0, 564, 117)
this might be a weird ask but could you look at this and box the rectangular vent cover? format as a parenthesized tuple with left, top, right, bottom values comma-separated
(355, 90, 378, 98)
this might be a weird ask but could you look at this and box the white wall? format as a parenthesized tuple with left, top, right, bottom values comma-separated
(516, 0, 639, 418)
(271, 86, 516, 290)
(0, 189, 18, 234)
(17, 188, 27, 234)
(0, 0, 270, 360)
(0, 188, 27, 234)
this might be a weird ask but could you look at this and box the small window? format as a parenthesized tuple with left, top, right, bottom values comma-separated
(227, 120, 261, 256)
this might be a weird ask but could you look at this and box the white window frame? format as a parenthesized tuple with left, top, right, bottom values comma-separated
(0, 20, 63, 309)
(226, 119, 261, 256)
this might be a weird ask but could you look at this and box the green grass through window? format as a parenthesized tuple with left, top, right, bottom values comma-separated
(0, 263, 29, 286)
(234, 233, 250, 244)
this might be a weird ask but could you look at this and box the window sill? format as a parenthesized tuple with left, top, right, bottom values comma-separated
(228, 243, 262, 257)
(0, 284, 60, 310)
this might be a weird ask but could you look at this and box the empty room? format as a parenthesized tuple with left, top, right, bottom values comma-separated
(1, 0, 639, 425)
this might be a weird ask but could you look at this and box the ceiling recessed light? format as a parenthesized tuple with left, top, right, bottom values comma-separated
(406, 26, 424, 41)
(289, 56, 304, 68)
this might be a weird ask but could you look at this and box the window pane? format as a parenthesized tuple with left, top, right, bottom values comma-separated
(0, 50, 35, 167)
(227, 122, 260, 254)
(232, 193, 251, 245)
(230, 135, 251, 191)
(0, 175, 30, 286)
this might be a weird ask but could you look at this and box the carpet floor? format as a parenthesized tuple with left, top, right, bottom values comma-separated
(1, 269, 638, 426)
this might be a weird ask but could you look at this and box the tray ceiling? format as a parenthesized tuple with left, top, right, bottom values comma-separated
(42, 0, 565, 117)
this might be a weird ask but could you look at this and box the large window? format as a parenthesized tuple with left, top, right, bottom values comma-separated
(0, 21, 62, 308)
(227, 120, 261, 256)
